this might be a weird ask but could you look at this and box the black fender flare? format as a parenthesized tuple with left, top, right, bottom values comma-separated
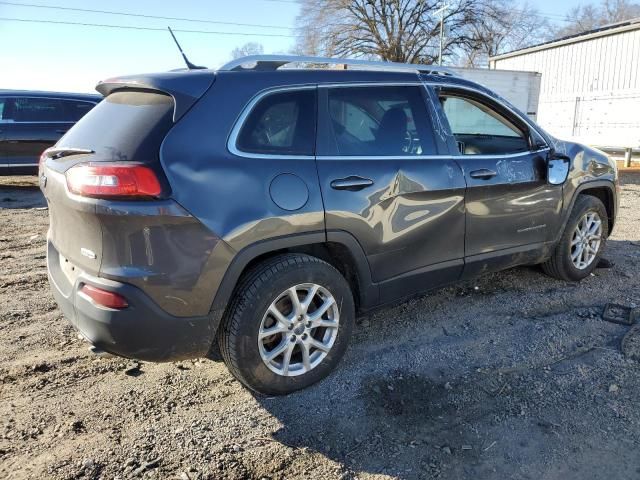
(555, 179, 617, 244)
(210, 230, 378, 313)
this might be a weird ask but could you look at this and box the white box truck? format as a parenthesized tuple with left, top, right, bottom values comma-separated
(449, 67, 542, 121)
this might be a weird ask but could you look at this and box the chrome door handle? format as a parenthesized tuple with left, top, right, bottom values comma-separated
(469, 168, 497, 179)
(330, 176, 374, 191)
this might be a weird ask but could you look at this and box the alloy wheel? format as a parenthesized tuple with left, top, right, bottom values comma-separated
(258, 283, 339, 377)
(570, 211, 603, 270)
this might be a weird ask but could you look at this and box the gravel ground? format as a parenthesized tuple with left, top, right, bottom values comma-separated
(1, 174, 639, 480)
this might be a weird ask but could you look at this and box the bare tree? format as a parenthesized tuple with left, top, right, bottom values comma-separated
(461, 1, 551, 67)
(295, 0, 487, 65)
(295, 0, 551, 66)
(231, 42, 265, 59)
(555, 0, 640, 38)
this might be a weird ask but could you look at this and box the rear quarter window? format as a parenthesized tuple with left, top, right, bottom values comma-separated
(235, 89, 317, 156)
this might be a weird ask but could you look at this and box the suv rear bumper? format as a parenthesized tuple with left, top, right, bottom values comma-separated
(47, 241, 220, 361)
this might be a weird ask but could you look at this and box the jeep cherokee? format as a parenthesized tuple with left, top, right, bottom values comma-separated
(41, 55, 619, 395)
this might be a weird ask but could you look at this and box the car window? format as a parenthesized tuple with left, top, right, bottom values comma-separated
(327, 86, 435, 156)
(12, 97, 68, 122)
(0, 98, 6, 121)
(236, 89, 316, 156)
(440, 95, 529, 155)
(63, 100, 96, 122)
(58, 91, 174, 161)
(339, 103, 378, 142)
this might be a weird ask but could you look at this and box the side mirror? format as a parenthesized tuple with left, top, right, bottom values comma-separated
(547, 148, 571, 185)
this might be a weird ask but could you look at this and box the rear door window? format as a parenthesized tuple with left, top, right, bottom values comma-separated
(327, 86, 435, 156)
(12, 97, 67, 122)
(235, 89, 317, 156)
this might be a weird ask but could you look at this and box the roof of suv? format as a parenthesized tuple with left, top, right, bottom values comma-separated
(98, 67, 486, 99)
(95, 56, 506, 121)
(217, 68, 481, 89)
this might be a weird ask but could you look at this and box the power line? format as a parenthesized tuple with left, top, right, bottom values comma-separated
(0, 17, 300, 37)
(0, 1, 296, 30)
(0, 0, 570, 28)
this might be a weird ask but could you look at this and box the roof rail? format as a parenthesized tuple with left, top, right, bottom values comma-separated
(218, 55, 455, 76)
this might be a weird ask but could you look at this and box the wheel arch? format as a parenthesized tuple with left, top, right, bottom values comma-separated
(578, 185, 616, 235)
(557, 180, 617, 243)
(210, 231, 378, 315)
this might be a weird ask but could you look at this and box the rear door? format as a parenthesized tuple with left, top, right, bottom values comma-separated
(434, 87, 562, 276)
(315, 84, 466, 303)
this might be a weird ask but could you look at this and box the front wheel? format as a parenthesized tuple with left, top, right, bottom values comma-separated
(542, 195, 608, 282)
(218, 254, 355, 395)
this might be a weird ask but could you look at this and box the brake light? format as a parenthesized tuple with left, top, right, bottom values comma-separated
(66, 163, 161, 199)
(80, 284, 129, 309)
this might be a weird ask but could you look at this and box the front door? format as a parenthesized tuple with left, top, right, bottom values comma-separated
(434, 88, 563, 276)
(315, 84, 467, 304)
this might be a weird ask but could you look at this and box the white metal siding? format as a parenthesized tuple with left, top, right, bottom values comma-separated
(491, 27, 640, 147)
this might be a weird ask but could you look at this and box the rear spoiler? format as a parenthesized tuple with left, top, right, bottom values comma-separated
(96, 70, 216, 122)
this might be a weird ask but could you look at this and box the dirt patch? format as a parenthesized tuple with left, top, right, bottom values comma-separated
(1, 174, 639, 480)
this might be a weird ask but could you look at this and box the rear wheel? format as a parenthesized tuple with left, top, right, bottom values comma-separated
(218, 254, 355, 395)
(542, 195, 608, 281)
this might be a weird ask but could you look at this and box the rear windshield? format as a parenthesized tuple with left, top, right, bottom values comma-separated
(58, 90, 174, 162)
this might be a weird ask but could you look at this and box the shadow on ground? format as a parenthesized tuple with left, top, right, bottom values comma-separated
(251, 235, 640, 479)
(0, 177, 45, 209)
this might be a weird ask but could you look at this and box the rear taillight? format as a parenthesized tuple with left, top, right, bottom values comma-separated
(66, 163, 161, 199)
(80, 284, 129, 309)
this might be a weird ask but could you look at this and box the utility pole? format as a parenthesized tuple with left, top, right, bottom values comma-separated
(434, 1, 449, 66)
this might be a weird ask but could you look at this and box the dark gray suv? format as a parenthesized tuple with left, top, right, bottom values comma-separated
(41, 56, 619, 394)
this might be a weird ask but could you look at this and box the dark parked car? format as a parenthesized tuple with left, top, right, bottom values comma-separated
(0, 90, 100, 175)
(40, 56, 619, 394)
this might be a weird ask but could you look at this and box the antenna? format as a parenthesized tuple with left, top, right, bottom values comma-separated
(167, 27, 206, 70)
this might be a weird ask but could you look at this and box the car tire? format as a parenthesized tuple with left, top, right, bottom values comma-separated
(217, 253, 355, 395)
(542, 195, 608, 282)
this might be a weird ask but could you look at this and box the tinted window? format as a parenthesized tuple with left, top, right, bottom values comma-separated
(0, 98, 7, 121)
(440, 95, 529, 155)
(12, 97, 67, 122)
(63, 100, 96, 122)
(236, 89, 316, 155)
(328, 86, 434, 156)
(57, 91, 174, 161)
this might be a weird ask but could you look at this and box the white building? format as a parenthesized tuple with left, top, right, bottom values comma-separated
(489, 18, 640, 152)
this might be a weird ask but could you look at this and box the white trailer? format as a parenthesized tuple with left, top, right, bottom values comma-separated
(449, 67, 542, 121)
(489, 19, 640, 166)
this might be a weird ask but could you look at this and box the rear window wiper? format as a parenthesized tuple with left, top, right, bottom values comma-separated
(44, 147, 95, 159)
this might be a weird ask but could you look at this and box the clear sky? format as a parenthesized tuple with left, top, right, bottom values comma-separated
(0, 0, 584, 93)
